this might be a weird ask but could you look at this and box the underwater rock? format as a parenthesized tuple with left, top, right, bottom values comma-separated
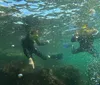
(54, 65, 81, 85)
(1, 61, 82, 85)
(1, 61, 65, 85)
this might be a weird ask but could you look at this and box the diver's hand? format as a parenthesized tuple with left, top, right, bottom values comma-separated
(29, 58, 35, 69)
(71, 45, 76, 54)
(46, 40, 50, 44)
(47, 55, 51, 58)
(72, 45, 74, 49)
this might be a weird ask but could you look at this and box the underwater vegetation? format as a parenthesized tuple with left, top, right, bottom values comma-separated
(0, 61, 82, 85)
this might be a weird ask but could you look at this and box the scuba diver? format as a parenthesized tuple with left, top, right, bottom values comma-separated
(71, 24, 99, 57)
(21, 29, 63, 69)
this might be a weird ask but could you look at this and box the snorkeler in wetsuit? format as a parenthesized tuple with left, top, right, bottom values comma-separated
(71, 25, 99, 57)
(21, 29, 63, 69)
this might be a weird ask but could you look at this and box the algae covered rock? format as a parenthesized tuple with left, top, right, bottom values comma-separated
(54, 65, 81, 85)
(1, 61, 82, 85)
(1, 61, 65, 85)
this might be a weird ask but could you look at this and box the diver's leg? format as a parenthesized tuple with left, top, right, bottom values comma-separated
(49, 53, 63, 59)
(33, 48, 48, 60)
(33, 48, 63, 60)
(88, 47, 99, 57)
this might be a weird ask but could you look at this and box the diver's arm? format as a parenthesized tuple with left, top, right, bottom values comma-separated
(93, 30, 100, 39)
(71, 35, 78, 42)
(35, 38, 49, 46)
(23, 48, 35, 69)
(29, 57, 35, 69)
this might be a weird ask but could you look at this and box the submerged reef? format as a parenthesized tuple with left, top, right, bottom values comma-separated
(0, 61, 82, 85)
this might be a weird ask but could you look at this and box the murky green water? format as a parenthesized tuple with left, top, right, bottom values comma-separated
(0, 0, 100, 85)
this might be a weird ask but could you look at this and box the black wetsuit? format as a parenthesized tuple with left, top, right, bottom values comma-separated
(21, 34, 48, 60)
(71, 34, 98, 57)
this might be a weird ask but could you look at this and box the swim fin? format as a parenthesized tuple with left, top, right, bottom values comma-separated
(50, 53, 63, 60)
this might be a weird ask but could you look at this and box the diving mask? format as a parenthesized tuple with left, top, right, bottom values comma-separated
(29, 30, 39, 39)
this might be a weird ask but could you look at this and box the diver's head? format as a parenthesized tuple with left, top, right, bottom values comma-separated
(29, 29, 39, 40)
(82, 24, 88, 29)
